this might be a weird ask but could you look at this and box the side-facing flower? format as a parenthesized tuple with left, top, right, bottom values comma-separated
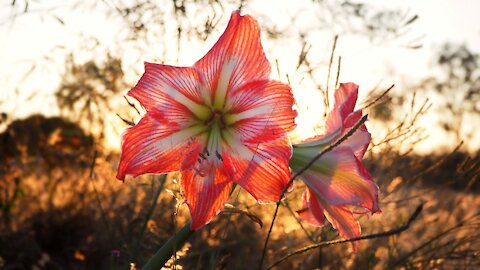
(116, 11, 296, 229)
(290, 83, 380, 250)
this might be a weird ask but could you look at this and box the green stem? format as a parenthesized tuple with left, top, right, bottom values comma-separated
(142, 222, 194, 270)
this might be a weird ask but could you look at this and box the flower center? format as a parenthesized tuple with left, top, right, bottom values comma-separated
(204, 109, 227, 129)
(192, 108, 229, 177)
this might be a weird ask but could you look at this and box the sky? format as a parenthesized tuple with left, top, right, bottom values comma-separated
(0, 0, 479, 152)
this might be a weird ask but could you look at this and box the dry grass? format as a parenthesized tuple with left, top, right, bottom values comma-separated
(0, 116, 479, 270)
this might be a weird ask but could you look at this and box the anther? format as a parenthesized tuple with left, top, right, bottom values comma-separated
(215, 150, 223, 161)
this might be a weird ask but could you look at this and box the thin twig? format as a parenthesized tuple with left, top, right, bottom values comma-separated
(362, 84, 395, 109)
(258, 114, 369, 269)
(267, 204, 424, 269)
(89, 149, 97, 179)
(334, 56, 341, 89)
(275, 59, 281, 78)
(407, 141, 463, 184)
(292, 114, 368, 185)
(388, 211, 480, 268)
(88, 149, 121, 248)
(210, 185, 242, 266)
(132, 174, 168, 263)
(88, 149, 109, 231)
(325, 35, 338, 111)
(282, 200, 316, 243)
(172, 198, 182, 270)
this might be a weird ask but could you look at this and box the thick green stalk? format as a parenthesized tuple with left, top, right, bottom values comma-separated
(142, 222, 194, 270)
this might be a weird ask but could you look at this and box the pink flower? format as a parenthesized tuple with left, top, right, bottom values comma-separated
(116, 11, 296, 229)
(290, 83, 380, 250)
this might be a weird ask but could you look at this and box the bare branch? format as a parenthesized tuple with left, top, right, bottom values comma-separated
(362, 84, 395, 109)
(334, 55, 342, 89)
(325, 35, 338, 111)
(267, 204, 424, 269)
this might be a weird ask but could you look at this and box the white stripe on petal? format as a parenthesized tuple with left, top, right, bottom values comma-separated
(159, 84, 210, 119)
(135, 124, 206, 165)
(213, 58, 237, 110)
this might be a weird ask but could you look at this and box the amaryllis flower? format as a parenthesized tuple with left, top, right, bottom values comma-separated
(116, 11, 296, 229)
(290, 83, 380, 250)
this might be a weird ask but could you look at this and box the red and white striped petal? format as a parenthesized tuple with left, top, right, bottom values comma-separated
(116, 113, 205, 180)
(342, 110, 371, 159)
(325, 83, 359, 134)
(294, 84, 369, 156)
(193, 11, 271, 108)
(129, 63, 210, 120)
(297, 190, 362, 251)
(224, 80, 296, 142)
(297, 189, 325, 226)
(221, 134, 291, 202)
(301, 147, 379, 213)
(323, 204, 361, 251)
(291, 111, 370, 158)
(181, 165, 232, 230)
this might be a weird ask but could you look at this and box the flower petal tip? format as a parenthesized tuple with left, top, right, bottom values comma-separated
(116, 172, 125, 182)
(187, 200, 227, 230)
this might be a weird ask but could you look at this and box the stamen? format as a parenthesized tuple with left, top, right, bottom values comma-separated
(215, 150, 223, 161)
(206, 123, 220, 159)
(193, 162, 208, 177)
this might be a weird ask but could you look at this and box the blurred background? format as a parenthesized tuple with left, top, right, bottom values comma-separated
(0, 0, 479, 269)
